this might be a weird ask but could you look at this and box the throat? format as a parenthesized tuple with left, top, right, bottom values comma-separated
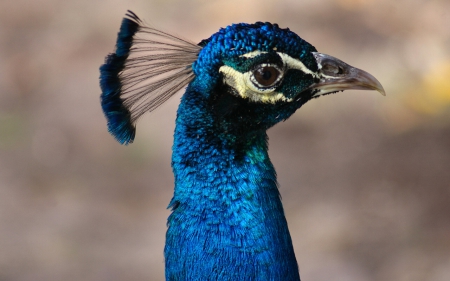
(165, 101, 300, 280)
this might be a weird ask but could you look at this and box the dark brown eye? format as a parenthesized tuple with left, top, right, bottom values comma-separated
(252, 65, 281, 87)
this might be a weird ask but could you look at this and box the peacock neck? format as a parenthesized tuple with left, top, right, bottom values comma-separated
(164, 88, 300, 280)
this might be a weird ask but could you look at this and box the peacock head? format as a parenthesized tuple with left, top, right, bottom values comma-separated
(100, 12, 385, 144)
(189, 22, 385, 130)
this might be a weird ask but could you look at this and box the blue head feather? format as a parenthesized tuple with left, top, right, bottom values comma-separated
(193, 22, 317, 95)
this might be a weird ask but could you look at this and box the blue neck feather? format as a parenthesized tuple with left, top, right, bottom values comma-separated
(165, 83, 301, 280)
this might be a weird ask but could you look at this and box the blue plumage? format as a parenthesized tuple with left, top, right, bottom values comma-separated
(167, 89, 300, 280)
(100, 11, 384, 281)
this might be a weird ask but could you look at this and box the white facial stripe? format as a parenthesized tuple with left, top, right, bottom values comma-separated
(242, 51, 322, 78)
(240, 50, 267, 58)
(276, 53, 319, 78)
(219, 65, 292, 103)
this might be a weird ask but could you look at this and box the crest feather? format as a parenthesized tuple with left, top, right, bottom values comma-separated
(100, 10, 201, 144)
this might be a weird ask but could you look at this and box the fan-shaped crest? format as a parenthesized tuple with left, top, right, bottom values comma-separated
(100, 11, 201, 144)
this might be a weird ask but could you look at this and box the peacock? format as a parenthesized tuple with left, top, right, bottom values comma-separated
(100, 11, 384, 281)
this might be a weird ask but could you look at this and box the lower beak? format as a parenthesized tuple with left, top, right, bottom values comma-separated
(308, 52, 385, 96)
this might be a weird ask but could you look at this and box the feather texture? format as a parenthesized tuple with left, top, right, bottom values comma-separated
(100, 10, 201, 144)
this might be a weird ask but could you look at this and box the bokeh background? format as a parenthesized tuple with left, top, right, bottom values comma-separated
(1, 0, 449, 280)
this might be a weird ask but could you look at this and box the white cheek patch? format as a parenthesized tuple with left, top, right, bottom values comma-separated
(219, 65, 292, 103)
(218, 66, 248, 98)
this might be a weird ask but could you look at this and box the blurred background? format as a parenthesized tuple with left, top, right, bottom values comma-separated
(1, 0, 449, 280)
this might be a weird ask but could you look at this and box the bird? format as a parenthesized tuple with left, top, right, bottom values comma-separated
(100, 11, 385, 281)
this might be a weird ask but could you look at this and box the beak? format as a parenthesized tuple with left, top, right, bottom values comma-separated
(308, 52, 385, 97)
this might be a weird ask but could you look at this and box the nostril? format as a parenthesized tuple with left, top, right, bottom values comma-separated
(321, 62, 346, 76)
(322, 63, 340, 75)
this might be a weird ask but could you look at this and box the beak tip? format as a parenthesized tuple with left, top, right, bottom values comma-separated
(377, 85, 386, 96)
(374, 80, 386, 96)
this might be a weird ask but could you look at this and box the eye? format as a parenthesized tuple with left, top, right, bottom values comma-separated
(251, 64, 283, 88)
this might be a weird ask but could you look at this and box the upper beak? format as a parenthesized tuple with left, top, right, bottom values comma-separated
(308, 52, 385, 96)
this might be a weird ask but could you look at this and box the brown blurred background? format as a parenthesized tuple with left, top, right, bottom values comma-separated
(1, 0, 449, 280)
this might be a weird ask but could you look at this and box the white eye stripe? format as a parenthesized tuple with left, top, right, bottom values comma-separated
(240, 50, 266, 58)
(240, 51, 320, 78)
(276, 53, 319, 78)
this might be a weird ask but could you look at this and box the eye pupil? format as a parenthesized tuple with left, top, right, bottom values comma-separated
(261, 69, 272, 80)
(253, 66, 280, 87)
